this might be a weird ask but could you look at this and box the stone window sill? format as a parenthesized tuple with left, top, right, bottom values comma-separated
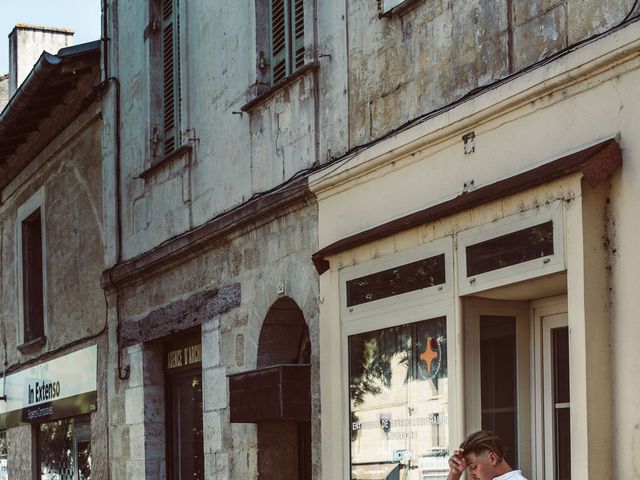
(241, 61, 320, 114)
(18, 335, 47, 353)
(139, 144, 193, 180)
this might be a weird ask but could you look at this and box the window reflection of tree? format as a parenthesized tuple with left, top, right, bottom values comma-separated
(39, 419, 73, 477)
(349, 319, 447, 444)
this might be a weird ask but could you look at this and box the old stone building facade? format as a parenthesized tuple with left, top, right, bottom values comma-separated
(100, 1, 323, 478)
(97, 0, 640, 479)
(0, 29, 106, 479)
(0, 1, 625, 480)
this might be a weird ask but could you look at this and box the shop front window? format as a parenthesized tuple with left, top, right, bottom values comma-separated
(37, 417, 91, 480)
(0, 431, 7, 480)
(349, 317, 448, 480)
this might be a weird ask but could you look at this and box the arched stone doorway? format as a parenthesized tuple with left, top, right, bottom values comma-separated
(228, 297, 311, 479)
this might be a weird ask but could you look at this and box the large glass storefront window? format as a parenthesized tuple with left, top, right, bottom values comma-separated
(349, 317, 448, 480)
(38, 417, 91, 480)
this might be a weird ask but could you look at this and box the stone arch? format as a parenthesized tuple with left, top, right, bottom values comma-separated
(257, 296, 310, 368)
(257, 296, 311, 480)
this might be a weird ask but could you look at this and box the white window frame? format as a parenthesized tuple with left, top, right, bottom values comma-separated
(341, 236, 453, 322)
(531, 297, 569, 480)
(457, 199, 565, 296)
(463, 298, 532, 475)
(340, 237, 456, 480)
(464, 295, 568, 480)
(16, 188, 48, 347)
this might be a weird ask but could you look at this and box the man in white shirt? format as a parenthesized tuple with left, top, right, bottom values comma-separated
(447, 430, 528, 480)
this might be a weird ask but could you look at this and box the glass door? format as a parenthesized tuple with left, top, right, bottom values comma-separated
(464, 299, 531, 475)
(542, 313, 570, 480)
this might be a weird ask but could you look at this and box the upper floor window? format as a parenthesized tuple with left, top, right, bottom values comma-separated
(256, 0, 305, 88)
(270, 0, 304, 84)
(17, 189, 47, 349)
(22, 209, 44, 342)
(162, 0, 182, 155)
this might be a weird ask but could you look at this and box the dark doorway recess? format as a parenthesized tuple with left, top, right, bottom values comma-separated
(228, 297, 311, 480)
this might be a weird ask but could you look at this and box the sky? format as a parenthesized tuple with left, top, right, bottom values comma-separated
(0, 0, 101, 74)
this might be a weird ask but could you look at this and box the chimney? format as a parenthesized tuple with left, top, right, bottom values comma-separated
(8, 24, 74, 97)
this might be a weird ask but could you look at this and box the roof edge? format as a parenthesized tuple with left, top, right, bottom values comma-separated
(0, 41, 101, 136)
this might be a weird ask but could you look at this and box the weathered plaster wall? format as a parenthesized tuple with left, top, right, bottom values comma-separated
(346, 0, 635, 146)
(111, 0, 321, 261)
(0, 117, 105, 363)
(7, 425, 32, 479)
(108, 199, 320, 479)
(0, 75, 8, 111)
(0, 115, 108, 477)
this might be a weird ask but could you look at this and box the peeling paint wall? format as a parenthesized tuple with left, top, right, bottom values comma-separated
(109, 0, 322, 260)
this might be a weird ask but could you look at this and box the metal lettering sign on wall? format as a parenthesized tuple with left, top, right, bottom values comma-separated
(165, 340, 202, 374)
(0, 345, 97, 428)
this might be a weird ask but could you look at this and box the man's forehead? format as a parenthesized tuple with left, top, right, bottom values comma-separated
(464, 451, 488, 462)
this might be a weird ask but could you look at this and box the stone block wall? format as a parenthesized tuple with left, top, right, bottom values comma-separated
(108, 195, 320, 479)
(346, 0, 636, 146)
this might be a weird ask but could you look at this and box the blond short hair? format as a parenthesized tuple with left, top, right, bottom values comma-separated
(459, 430, 507, 461)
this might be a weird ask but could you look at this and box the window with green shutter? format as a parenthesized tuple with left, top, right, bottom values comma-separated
(162, 0, 181, 155)
(270, 0, 304, 85)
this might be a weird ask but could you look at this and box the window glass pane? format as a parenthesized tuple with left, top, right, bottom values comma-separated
(346, 254, 445, 307)
(480, 316, 518, 468)
(22, 208, 44, 341)
(169, 373, 204, 479)
(466, 221, 554, 277)
(553, 327, 570, 480)
(349, 317, 449, 480)
(77, 440, 92, 480)
(555, 408, 571, 480)
(553, 327, 570, 404)
(0, 431, 7, 480)
(39, 418, 74, 479)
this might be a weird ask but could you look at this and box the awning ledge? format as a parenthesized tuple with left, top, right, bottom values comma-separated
(312, 138, 622, 274)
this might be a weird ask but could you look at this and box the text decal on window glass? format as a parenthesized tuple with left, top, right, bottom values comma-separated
(466, 221, 554, 277)
(348, 317, 450, 479)
(346, 254, 445, 307)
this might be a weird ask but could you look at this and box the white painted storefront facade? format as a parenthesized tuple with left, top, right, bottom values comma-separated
(312, 20, 640, 480)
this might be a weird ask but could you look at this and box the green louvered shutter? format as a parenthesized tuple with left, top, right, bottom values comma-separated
(163, 0, 181, 155)
(270, 0, 288, 84)
(293, 0, 304, 70)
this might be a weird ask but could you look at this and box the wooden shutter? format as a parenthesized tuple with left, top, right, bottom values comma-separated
(270, 0, 288, 84)
(270, 0, 304, 84)
(293, 0, 304, 69)
(163, 0, 181, 155)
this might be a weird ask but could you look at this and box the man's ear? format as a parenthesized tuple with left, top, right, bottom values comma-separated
(488, 452, 498, 466)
